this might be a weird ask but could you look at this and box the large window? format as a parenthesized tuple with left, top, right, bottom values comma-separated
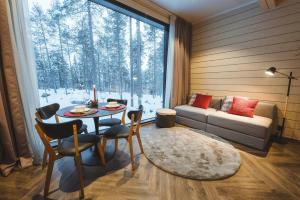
(28, 0, 168, 125)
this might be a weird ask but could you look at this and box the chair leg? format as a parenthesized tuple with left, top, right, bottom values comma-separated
(97, 143, 106, 166)
(136, 131, 144, 154)
(42, 150, 48, 170)
(74, 154, 85, 199)
(128, 137, 135, 172)
(102, 138, 107, 155)
(44, 155, 55, 197)
(114, 139, 118, 154)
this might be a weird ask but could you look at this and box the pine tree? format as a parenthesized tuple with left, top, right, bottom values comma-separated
(129, 17, 134, 106)
(136, 20, 142, 105)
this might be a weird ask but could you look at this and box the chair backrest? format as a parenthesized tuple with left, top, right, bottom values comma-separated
(107, 98, 128, 106)
(127, 105, 143, 137)
(127, 105, 143, 123)
(36, 103, 60, 120)
(35, 119, 82, 140)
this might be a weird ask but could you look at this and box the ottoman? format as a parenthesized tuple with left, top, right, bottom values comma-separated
(156, 108, 176, 128)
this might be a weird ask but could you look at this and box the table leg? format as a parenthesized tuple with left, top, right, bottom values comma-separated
(93, 117, 100, 135)
(81, 116, 119, 166)
(81, 117, 102, 166)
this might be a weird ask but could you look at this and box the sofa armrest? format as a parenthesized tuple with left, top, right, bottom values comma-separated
(254, 102, 278, 135)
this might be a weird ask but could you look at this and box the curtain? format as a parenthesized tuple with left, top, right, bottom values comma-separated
(164, 15, 176, 108)
(7, 0, 43, 164)
(170, 17, 192, 108)
(0, 0, 43, 176)
(0, 0, 32, 176)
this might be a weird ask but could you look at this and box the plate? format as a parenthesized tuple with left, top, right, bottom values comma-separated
(70, 108, 90, 113)
(105, 104, 120, 108)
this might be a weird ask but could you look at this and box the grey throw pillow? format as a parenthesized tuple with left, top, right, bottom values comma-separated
(221, 96, 248, 112)
(188, 93, 197, 105)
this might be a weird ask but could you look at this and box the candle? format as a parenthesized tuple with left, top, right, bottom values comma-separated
(93, 84, 96, 101)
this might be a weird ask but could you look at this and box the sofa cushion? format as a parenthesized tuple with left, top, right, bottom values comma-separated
(209, 98, 222, 110)
(192, 94, 212, 109)
(175, 105, 216, 123)
(207, 111, 272, 139)
(221, 96, 248, 112)
(188, 93, 197, 105)
(228, 97, 259, 118)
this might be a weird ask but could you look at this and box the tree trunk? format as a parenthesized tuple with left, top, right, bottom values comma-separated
(66, 35, 74, 91)
(153, 28, 157, 98)
(38, 44, 49, 102)
(57, 17, 68, 95)
(97, 51, 101, 91)
(129, 18, 134, 107)
(106, 40, 111, 94)
(117, 16, 123, 99)
(37, 13, 54, 92)
(136, 21, 142, 106)
(87, 1, 97, 88)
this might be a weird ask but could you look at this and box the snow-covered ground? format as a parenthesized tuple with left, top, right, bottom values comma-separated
(39, 88, 163, 132)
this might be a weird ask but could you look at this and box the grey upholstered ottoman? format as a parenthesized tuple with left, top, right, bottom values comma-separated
(156, 108, 176, 128)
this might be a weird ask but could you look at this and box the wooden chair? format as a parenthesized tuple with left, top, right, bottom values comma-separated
(35, 119, 105, 199)
(99, 99, 128, 153)
(102, 105, 144, 171)
(35, 103, 88, 169)
(99, 98, 128, 126)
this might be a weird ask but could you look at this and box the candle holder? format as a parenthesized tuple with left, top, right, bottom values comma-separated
(89, 99, 98, 108)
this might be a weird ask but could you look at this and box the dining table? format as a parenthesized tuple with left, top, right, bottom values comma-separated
(56, 102, 127, 166)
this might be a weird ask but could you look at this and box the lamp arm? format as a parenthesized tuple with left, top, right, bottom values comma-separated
(276, 71, 298, 80)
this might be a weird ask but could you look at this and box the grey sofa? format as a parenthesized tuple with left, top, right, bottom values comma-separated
(175, 99, 277, 150)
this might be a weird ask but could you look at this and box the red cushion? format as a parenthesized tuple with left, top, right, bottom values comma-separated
(228, 97, 259, 118)
(192, 94, 212, 109)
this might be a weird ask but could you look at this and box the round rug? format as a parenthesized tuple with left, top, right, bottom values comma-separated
(141, 126, 241, 180)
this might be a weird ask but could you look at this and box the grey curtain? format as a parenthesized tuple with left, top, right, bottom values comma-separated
(0, 0, 32, 176)
(171, 17, 192, 107)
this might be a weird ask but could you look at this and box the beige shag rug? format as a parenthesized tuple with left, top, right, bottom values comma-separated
(141, 126, 241, 180)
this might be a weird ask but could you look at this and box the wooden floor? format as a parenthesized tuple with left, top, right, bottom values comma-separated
(1, 125, 300, 200)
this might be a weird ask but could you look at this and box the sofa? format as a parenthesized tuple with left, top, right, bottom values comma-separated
(175, 99, 277, 150)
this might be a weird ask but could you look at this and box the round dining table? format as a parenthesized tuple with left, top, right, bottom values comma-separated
(56, 103, 127, 166)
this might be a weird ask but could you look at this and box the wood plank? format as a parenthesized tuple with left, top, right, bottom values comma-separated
(193, 3, 261, 34)
(190, 70, 300, 79)
(193, 23, 300, 51)
(190, 84, 300, 95)
(193, 40, 300, 62)
(193, 13, 300, 45)
(191, 50, 300, 67)
(190, 59, 300, 73)
(193, 0, 300, 34)
(192, 31, 300, 57)
(1, 124, 300, 199)
(191, 78, 300, 88)
(193, 2, 300, 41)
(259, 0, 271, 10)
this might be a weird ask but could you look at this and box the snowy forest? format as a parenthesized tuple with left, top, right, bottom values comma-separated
(29, 0, 167, 120)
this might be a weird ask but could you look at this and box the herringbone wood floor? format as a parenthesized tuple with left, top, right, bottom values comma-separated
(1, 125, 300, 200)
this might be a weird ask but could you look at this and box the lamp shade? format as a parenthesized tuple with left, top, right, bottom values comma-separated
(265, 67, 276, 76)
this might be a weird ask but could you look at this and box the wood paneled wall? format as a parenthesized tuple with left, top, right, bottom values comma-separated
(191, 0, 300, 140)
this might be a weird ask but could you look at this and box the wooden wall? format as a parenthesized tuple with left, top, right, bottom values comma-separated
(191, 0, 300, 140)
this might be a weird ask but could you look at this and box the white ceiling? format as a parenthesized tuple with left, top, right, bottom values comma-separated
(150, 0, 257, 24)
